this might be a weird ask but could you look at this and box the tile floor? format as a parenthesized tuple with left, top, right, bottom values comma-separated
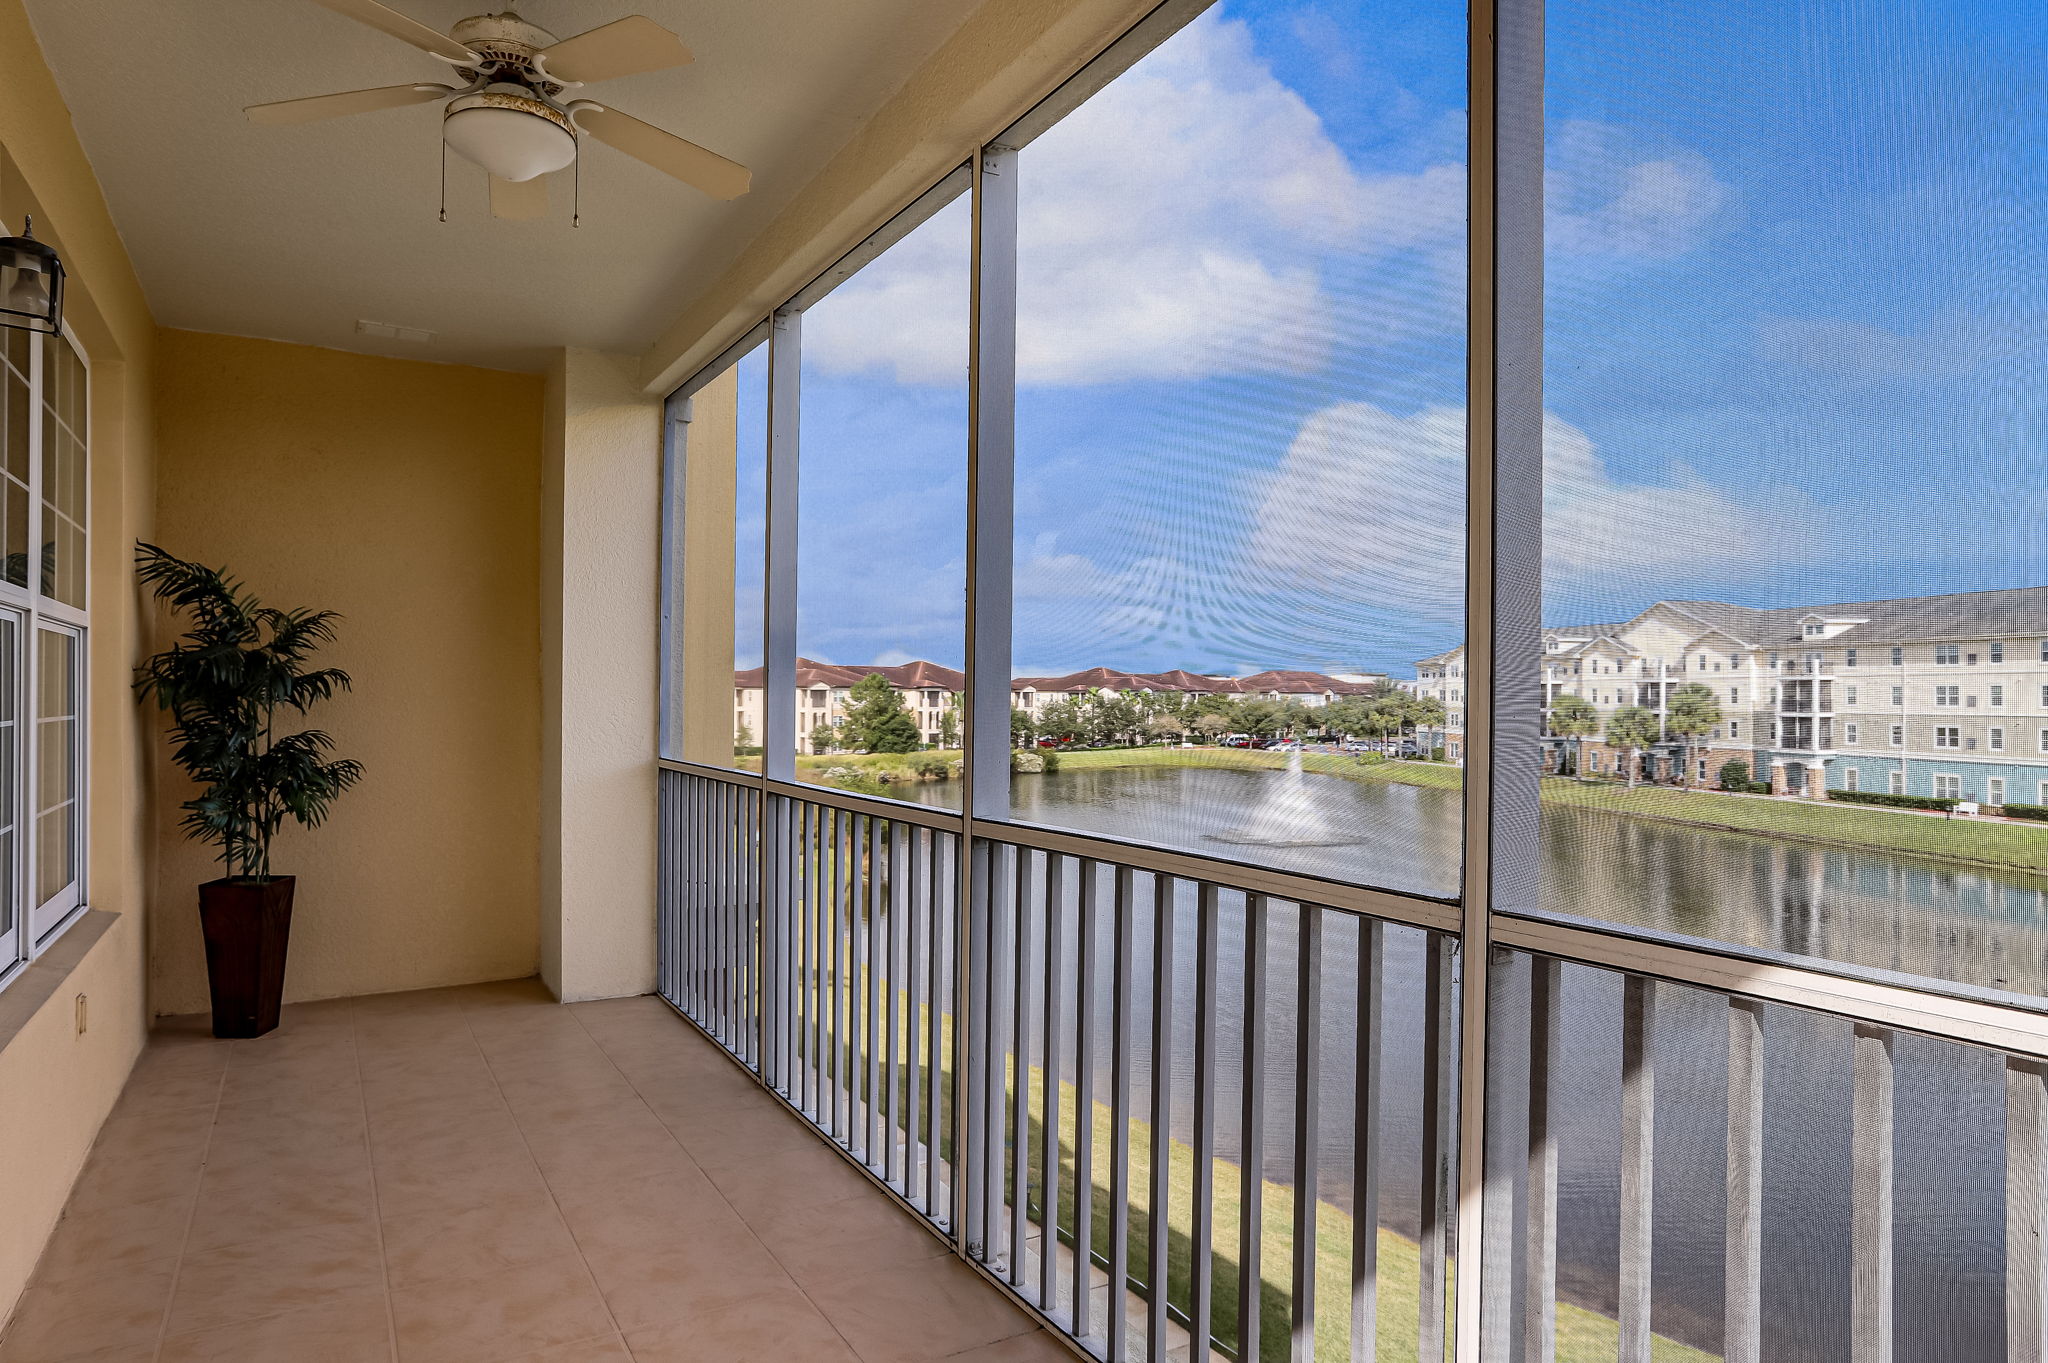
(0, 980, 1076, 1363)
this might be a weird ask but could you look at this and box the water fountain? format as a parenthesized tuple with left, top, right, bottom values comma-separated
(1207, 750, 1361, 847)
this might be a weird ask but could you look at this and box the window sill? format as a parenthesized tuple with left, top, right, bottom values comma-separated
(0, 909, 117, 1062)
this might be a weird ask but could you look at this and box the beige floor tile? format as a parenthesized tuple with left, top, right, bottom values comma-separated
(804, 1256, 1038, 1363)
(363, 1089, 518, 1148)
(934, 1331, 1080, 1363)
(33, 1189, 196, 1281)
(381, 1182, 581, 1288)
(498, 1335, 632, 1363)
(746, 1187, 950, 1285)
(577, 1229, 790, 1332)
(520, 1113, 697, 1196)
(64, 1137, 212, 1217)
(622, 1282, 862, 1363)
(167, 1221, 384, 1336)
(662, 1098, 822, 1171)
(0, 1256, 175, 1362)
(389, 1253, 613, 1363)
(706, 1141, 874, 1220)
(186, 1161, 377, 1254)
(158, 1290, 394, 1363)
(372, 1142, 550, 1219)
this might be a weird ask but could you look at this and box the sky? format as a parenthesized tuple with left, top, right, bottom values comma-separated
(731, 0, 2047, 679)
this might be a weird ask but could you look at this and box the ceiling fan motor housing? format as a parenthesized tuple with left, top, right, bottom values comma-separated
(442, 85, 576, 182)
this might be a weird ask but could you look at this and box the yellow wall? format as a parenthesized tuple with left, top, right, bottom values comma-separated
(0, 0, 160, 1321)
(151, 330, 543, 1013)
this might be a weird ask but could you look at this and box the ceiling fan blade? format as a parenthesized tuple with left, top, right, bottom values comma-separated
(306, 0, 476, 63)
(537, 17, 693, 84)
(244, 83, 452, 125)
(572, 105, 750, 200)
(489, 174, 549, 221)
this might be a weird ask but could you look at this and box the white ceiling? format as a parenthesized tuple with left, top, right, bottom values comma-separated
(25, 0, 976, 371)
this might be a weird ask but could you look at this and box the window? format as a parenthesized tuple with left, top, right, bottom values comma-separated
(1892, 646, 1904, 666)
(1935, 726, 1960, 749)
(1844, 723, 1858, 744)
(1935, 644, 1960, 664)
(1844, 686, 1857, 705)
(1934, 774, 1962, 799)
(1990, 727, 2004, 751)
(1892, 685, 1904, 706)
(0, 330, 88, 981)
(1991, 685, 2003, 707)
(1844, 768, 1859, 792)
(1007, 1, 1466, 894)
(796, 189, 969, 794)
(1892, 771, 1906, 796)
(1803, 622, 1822, 637)
(1990, 777, 2005, 804)
(2040, 728, 2048, 754)
(2040, 780, 2048, 804)
(1891, 724, 1904, 747)
(1991, 641, 2004, 662)
(1845, 647, 1857, 666)
(1935, 685, 1959, 707)
(1728, 720, 1739, 738)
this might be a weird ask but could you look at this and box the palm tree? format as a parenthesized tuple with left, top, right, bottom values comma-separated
(1548, 692, 1600, 779)
(1665, 683, 1724, 789)
(134, 543, 363, 880)
(1605, 706, 1662, 789)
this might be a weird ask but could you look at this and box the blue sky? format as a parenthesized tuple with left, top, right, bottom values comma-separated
(742, 0, 2044, 678)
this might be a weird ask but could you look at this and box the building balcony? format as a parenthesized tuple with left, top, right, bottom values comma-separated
(5, 981, 1065, 1363)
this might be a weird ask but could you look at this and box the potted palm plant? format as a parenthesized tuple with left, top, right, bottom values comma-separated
(134, 544, 363, 1038)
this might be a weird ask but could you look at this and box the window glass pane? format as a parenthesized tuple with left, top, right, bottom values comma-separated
(793, 193, 969, 806)
(1538, 0, 2048, 999)
(33, 627, 75, 910)
(0, 615, 15, 951)
(37, 336, 83, 608)
(0, 340, 27, 589)
(664, 343, 767, 770)
(1008, 2, 1467, 896)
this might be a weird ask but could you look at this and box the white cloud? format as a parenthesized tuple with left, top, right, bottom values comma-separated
(805, 21, 1729, 387)
(1242, 401, 1789, 595)
(1547, 120, 1729, 261)
(1757, 312, 1997, 383)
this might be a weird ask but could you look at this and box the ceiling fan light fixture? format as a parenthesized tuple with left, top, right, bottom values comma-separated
(442, 86, 575, 182)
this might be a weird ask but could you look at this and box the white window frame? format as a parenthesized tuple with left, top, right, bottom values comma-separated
(1845, 767, 1859, 792)
(0, 329, 91, 990)
(1990, 777, 2005, 805)
(1845, 722, 1859, 744)
(1935, 643, 1959, 665)
(1935, 725, 1961, 749)
(1891, 770, 1906, 795)
(1991, 727, 2004, 751)
(1934, 773, 1962, 800)
(1890, 723, 1904, 747)
(1936, 685, 1960, 707)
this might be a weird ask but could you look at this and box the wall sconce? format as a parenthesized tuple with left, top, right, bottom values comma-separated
(0, 217, 65, 336)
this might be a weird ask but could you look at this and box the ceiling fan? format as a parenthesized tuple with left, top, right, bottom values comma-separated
(244, 1, 750, 221)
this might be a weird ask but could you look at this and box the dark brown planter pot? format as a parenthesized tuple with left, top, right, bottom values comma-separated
(198, 876, 295, 1039)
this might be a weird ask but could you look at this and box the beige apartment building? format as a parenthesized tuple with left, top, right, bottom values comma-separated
(1417, 587, 2048, 804)
(735, 661, 1387, 754)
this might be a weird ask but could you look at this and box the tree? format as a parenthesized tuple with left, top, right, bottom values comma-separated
(1237, 699, 1288, 738)
(840, 673, 921, 754)
(1547, 693, 1599, 779)
(134, 543, 364, 880)
(1144, 713, 1183, 744)
(1718, 758, 1751, 791)
(1605, 706, 1662, 788)
(1192, 712, 1232, 743)
(734, 719, 755, 751)
(1665, 683, 1723, 789)
(1038, 696, 1085, 745)
(938, 694, 961, 750)
(1010, 707, 1037, 749)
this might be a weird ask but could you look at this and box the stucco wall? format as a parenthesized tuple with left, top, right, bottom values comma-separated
(541, 349, 660, 1003)
(0, 0, 159, 1322)
(151, 329, 543, 1013)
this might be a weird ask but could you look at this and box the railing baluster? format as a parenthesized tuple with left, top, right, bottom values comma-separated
(1148, 876, 1176, 1362)
(1725, 997, 1763, 1363)
(835, 808, 853, 1142)
(906, 826, 926, 1205)
(1852, 1023, 1894, 1363)
(1190, 884, 1220, 1363)
(887, 820, 907, 1189)
(988, 842, 1015, 1264)
(848, 813, 866, 1156)
(1419, 932, 1450, 1363)
(1013, 846, 1036, 1286)
(1525, 956, 1561, 1363)
(1075, 859, 1100, 1347)
(803, 801, 819, 1117)
(1110, 863, 1137, 1363)
(2008, 1057, 2048, 1363)
(1353, 919, 1385, 1363)
(868, 814, 885, 1165)
(1041, 853, 1067, 1318)
(1619, 976, 1655, 1363)
(965, 839, 991, 1257)
(1291, 906, 1322, 1363)
(1242, 894, 1270, 1363)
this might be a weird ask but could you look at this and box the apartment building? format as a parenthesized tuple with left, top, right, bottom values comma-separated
(1419, 587, 2048, 805)
(735, 662, 1388, 753)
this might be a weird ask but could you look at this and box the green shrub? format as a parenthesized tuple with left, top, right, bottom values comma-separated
(819, 766, 890, 797)
(1356, 751, 1386, 766)
(2000, 802, 2048, 823)
(1717, 759, 1750, 790)
(1042, 751, 1061, 774)
(912, 753, 951, 779)
(1430, 746, 1447, 763)
(1827, 789, 1959, 812)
